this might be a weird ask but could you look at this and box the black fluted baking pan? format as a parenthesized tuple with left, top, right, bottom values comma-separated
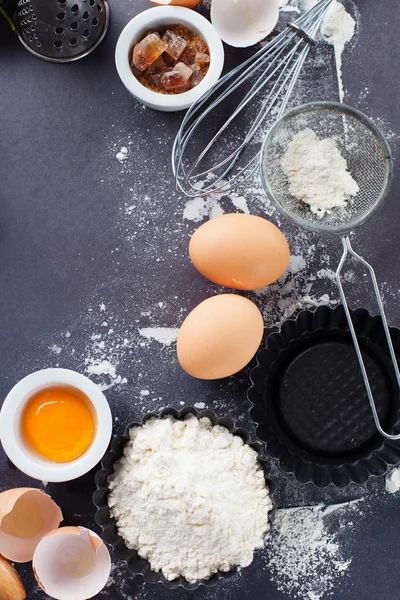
(248, 305, 400, 488)
(93, 406, 276, 590)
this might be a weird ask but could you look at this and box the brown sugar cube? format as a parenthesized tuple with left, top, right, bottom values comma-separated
(147, 55, 168, 74)
(191, 71, 204, 87)
(132, 33, 167, 71)
(161, 71, 187, 90)
(151, 73, 164, 89)
(163, 53, 175, 67)
(174, 62, 193, 82)
(144, 30, 161, 39)
(180, 46, 196, 66)
(162, 29, 187, 60)
(195, 52, 210, 64)
(193, 36, 208, 54)
(130, 61, 141, 76)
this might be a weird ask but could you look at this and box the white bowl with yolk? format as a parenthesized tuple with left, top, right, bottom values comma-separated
(0, 369, 112, 483)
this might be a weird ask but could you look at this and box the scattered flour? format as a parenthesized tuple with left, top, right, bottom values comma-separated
(264, 500, 363, 600)
(183, 177, 250, 222)
(116, 147, 128, 163)
(279, 0, 301, 13)
(385, 467, 400, 494)
(138, 327, 179, 346)
(108, 415, 272, 582)
(86, 359, 116, 378)
(281, 128, 359, 217)
(194, 402, 206, 409)
(317, 268, 336, 281)
(301, 0, 319, 10)
(254, 234, 340, 328)
(50, 344, 62, 355)
(85, 358, 128, 391)
(322, 0, 356, 102)
(288, 254, 307, 274)
(183, 196, 224, 222)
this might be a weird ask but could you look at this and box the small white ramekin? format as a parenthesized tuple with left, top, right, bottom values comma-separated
(115, 6, 224, 112)
(0, 369, 112, 483)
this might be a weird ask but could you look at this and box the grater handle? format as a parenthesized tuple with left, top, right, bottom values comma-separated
(336, 236, 400, 440)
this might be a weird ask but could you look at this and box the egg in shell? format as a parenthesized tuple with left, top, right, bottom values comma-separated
(189, 213, 290, 290)
(149, 0, 202, 7)
(177, 294, 264, 379)
(0, 488, 63, 562)
(33, 526, 111, 600)
(0, 555, 26, 600)
(211, 0, 279, 47)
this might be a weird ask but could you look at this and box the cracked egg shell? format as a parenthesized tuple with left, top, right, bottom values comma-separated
(33, 526, 111, 600)
(0, 488, 63, 563)
(211, 0, 279, 47)
(149, 0, 202, 7)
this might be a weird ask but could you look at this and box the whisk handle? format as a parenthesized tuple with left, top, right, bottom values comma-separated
(336, 236, 400, 440)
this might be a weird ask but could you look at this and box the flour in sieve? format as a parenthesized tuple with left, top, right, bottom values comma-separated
(108, 415, 272, 583)
(281, 128, 359, 217)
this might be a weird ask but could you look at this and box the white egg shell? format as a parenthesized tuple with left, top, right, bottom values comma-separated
(0, 488, 63, 563)
(211, 0, 279, 47)
(33, 526, 111, 600)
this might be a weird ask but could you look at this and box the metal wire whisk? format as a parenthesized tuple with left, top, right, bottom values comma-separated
(172, 0, 333, 198)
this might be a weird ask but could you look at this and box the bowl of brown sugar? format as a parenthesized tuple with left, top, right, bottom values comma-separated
(115, 6, 225, 111)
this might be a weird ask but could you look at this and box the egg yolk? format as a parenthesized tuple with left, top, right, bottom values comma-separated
(21, 387, 94, 463)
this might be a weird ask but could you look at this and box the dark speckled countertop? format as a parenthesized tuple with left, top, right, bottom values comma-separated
(1, 0, 400, 598)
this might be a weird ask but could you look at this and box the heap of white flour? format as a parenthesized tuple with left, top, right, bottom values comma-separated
(108, 415, 272, 582)
(281, 128, 359, 217)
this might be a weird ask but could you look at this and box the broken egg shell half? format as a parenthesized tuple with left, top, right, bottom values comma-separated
(0, 488, 63, 563)
(211, 0, 279, 47)
(33, 526, 111, 600)
(149, 0, 202, 7)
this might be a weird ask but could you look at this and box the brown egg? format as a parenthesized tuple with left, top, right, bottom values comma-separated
(149, 0, 202, 8)
(189, 213, 290, 290)
(177, 294, 264, 379)
(0, 555, 26, 600)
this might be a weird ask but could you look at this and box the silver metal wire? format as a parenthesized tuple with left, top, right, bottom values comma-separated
(260, 101, 399, 441)
(172, 0, 333, 198)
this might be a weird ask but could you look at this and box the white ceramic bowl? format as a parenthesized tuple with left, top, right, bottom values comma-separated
(0, 369, 112, 483)
(115, 6, 224, 112)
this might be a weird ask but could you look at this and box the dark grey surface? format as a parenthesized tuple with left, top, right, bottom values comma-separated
(1, 0, 400, 599)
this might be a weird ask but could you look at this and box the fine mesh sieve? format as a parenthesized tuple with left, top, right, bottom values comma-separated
(261, 101, 392, 235)
(260, 101, 400, 441)
(15, 0, 110, 63)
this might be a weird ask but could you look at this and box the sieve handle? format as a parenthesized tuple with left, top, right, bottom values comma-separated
(336, 236, 400, 440)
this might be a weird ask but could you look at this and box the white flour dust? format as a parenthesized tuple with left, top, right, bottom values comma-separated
(385, 467, 400, 494)
(322, 0, 356, 102)
(116, 146, 129, 163)
(139, 327, 179, 346)
(264, 500, 364, 600)
(254, 240, 339, 328)
(279, 0, 301, 14)
(183, 180, 249, 222)
(194, 401, 206, 409)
